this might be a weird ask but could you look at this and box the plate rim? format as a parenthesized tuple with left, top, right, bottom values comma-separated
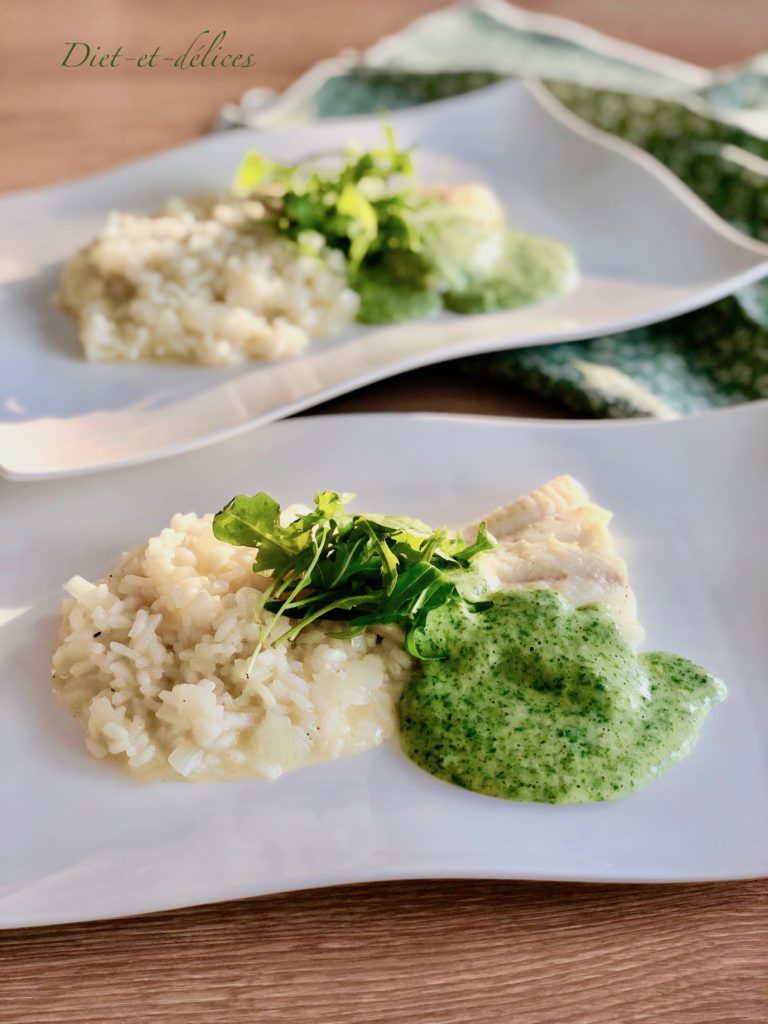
(5, 395, 768, 486)
(8, 863, 768, 932)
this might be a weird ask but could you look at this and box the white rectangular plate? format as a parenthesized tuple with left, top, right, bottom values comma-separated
(2, 80, 767, 480)
(0, 403, 766, 928)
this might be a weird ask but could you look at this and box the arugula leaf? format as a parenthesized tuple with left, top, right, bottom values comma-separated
(231, 129, 426, 279)
(212, 490, 495, 664)
(211, 493, 290, 552)
(336, 184, 379, 271)
(232, 152, 293, 196)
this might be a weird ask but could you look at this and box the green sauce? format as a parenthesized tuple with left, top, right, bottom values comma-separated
(399, 590, 725, 804)
(355, 273, 443, 324)
(353, 226, 577, 325)
(443, 229, 577, 315)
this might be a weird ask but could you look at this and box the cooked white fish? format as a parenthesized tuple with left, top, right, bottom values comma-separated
(466, 475, 644, 648)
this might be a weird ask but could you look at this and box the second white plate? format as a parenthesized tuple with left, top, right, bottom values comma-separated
(1, 404, 766, 927)
(2, 81, 767, 479)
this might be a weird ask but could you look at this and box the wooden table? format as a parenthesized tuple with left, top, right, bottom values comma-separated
(1, 3, 766, 1021)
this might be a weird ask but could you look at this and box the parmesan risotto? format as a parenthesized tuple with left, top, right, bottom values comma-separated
(52, 512, 411, 781)
(56, 197, 359, 366)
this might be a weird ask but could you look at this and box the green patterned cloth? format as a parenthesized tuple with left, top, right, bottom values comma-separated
(221, 2, 768, 417)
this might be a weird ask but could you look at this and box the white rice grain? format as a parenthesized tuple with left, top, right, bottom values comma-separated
(52, 513, 412, 782)
(56, 196, 360, 366)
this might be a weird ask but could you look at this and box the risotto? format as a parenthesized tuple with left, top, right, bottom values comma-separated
(51, 512, 411, 781)
(55, 196, 360, 366)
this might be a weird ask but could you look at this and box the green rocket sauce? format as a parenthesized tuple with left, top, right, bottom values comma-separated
(355, 226, 576, 324)
(399, 590, 726, 804)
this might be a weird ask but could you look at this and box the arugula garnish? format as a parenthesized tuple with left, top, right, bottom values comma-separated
(233, 127, 419, 274)
(232, 129, 532, 325)
(212, 490, 494, 664)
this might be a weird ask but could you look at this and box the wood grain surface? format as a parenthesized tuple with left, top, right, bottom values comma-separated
(1, 0, 763, 193)
(2, 2, 767, 1021)
(2, 880, 767, 1023)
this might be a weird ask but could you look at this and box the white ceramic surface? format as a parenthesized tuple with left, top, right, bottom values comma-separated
(3, 80, 768, 480)
(1, 405, 766, 928)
